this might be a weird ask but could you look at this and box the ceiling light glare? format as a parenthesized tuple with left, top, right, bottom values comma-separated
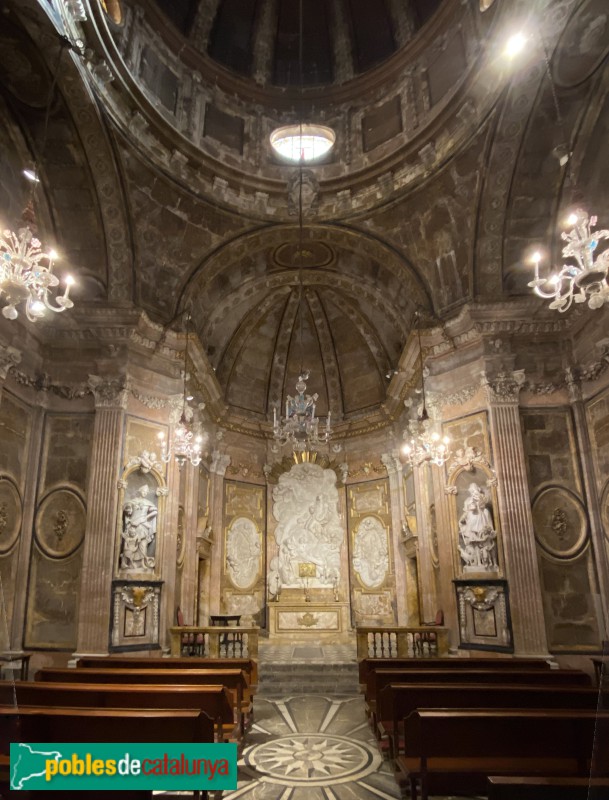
(504, 32, 527, 58)
(270, 124, 335, 163)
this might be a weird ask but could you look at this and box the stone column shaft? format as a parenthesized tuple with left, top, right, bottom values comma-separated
(382, 451, 408, 625)
(207, 451, 230, 618)
(413, 463, 437, 623)
(75, 376, 128, 656)
(484, 371, 548, 655)
(179, 464, 201, 625)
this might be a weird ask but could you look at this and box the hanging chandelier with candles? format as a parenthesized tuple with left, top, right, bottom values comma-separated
(273, 370, 332, 452)
(402, 324, 451, 469)
(158, 314, 204, 469)
(522, 33, 609, 312)
(528, 210, 609, 311)
(0, 43, 75, 323)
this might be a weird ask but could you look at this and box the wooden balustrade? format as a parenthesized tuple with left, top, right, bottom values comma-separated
(356, 626, 449, 660)
(170, 626, 259, 660)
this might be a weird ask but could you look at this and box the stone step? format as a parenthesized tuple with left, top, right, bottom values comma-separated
(258, 659, 360, 695)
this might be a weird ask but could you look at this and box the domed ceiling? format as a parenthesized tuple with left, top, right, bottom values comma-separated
(181, 226, 428, 422)
(153, 0, 444, 86)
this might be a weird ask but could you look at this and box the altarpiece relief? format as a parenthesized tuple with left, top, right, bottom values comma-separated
(269, 463, 343, 590)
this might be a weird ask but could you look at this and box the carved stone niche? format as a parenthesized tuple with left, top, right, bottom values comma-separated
(110, 580, 162, 652)
(115, 458, 167, 579)
(445, 449, 501, 578)
(454, 579, 513, 653)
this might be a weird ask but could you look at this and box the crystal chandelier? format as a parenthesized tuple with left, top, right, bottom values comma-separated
(402, 418, 451, 468)
(524, 34, 609, 312)
(273, 370, 332, 452)
(528, 210, 609, 311)
(0, 43, 75, 322)
(0, 209, 74, 321)
(158, 314, 204, 469)
(401, 323, 451, 469)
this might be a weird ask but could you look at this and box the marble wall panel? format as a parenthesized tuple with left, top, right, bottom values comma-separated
(523, 407, 601, 652)
(347, 478, 395, 623)
(0, 393, 31, 645)
(222, 481, 265, 624)
(124, 418, 167, 476)
(40, 414, 94, 494)
(587, 389, 609, 497)
(521, 409, 581, 496)
(537, 549, 601, 651)
(443, 411, 490, 459)
(0, 392, 31, 488)
(24, 548, 82, 650)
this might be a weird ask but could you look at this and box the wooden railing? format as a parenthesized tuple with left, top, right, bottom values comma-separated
(356, 626, 449, 660)
(169, 626, 259, 660)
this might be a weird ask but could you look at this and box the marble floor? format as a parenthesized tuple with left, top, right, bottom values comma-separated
(225, 693, 399, 800)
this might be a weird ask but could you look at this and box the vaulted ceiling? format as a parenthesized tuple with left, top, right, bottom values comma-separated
(1, 0, 608, 429)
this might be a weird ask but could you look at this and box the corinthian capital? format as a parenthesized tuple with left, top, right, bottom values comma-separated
(481, 369, 525, 405)
(88, 374, 129, 409)
(0, 345, 21, 380)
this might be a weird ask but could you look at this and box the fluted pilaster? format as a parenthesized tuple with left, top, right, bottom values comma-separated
(74, 376, 128, 655)
(482, 370, 548, 655)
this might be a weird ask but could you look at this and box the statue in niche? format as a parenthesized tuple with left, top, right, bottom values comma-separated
(269, 463, 343, 589)
(458, 483, 498, 571)
(120, 484, 157, 571)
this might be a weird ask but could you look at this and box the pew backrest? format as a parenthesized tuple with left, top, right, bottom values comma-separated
(359, 656, 551, 684)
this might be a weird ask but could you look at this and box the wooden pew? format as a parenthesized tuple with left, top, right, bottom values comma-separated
(36, 668, 249, 731)
(378, 683, 607, 759)
(395, 709, 609, 800)
(0, 682, 236, 743)
(76, 656, 258, 689)
(358, 656, 551, 687)
(0, 705, 214, 800)
(487, 776, 609, 799)
(365, 667, 591, 720)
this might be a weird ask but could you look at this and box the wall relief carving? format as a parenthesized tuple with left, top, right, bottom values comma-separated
(111, 580, 162, 651)
(352, 516, 389, 589)
(532, 487, 588, 558)
(0, 476, 22, 554)
(225, 516, 261, 589)
(35, 488, 86, 558)
(269, 463, 343, 589)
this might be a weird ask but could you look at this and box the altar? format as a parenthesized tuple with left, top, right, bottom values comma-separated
(268, 599, 352, 640)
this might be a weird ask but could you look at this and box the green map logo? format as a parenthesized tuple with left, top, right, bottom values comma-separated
(10, 743, 237, 791)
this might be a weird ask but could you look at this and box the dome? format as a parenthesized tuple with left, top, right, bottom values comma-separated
(152, 0, 445, 87)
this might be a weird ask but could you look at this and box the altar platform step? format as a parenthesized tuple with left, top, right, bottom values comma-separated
(257, 645, 360, 695)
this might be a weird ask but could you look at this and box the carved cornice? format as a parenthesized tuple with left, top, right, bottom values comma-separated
(481, 370, 526, 405)
(11, 369, 91, 400)
(88, 374, 130, 409)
